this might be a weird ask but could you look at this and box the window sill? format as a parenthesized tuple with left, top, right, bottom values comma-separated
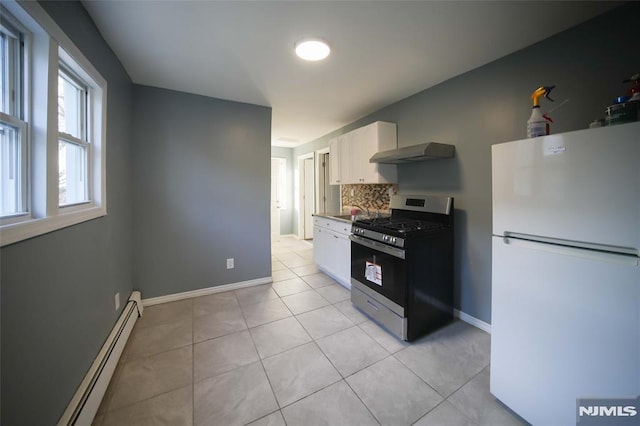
(0, 206, 106, 247)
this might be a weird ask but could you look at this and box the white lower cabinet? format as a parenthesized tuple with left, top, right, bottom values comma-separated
(313, 217, 351, 288)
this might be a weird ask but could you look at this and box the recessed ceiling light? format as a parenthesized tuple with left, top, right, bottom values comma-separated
(295, 38, 330, 61)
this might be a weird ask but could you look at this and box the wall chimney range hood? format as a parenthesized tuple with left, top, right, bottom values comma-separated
(369, 142, 455, 164)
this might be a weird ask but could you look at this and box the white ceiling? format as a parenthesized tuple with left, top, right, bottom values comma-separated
(82, 0, 618, 147)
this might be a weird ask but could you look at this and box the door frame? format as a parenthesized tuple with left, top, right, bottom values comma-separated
(271, 157, 286, 241)
(315, 147, 329, 214)
(297, 152, 315, 239)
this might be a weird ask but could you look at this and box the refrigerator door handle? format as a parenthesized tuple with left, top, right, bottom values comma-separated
(502, 236, 640, 267)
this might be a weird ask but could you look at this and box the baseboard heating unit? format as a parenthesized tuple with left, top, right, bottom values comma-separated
(58, 291, 143, 426)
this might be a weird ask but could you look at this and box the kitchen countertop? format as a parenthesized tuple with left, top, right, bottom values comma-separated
(313, 212, 354, 224)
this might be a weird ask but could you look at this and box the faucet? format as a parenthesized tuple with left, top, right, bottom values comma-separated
(352, 204, 370, 217)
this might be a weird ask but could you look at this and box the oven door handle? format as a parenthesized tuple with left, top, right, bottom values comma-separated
(349, 235, 406, 259)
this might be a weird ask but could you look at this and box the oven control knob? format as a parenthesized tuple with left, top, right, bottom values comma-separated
(392, 237, 397, 244)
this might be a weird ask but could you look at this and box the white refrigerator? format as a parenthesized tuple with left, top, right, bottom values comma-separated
(490, 122, 640, 425)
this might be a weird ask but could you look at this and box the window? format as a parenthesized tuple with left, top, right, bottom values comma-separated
(58, 65, 89, 206)
(0, 13, 27, 219)
(0, 0, 107, 246)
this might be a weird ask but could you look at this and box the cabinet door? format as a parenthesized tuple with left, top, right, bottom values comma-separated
(323, 228, 342, 279)
(350, 122, 398, 184)
(331, 122, 398, 185)
(355, 124, 378, 183)
(328, 138, 341, 185)
(338, 133, 354, 184)
(336, 234, 351, 288)
(314, 223, 351, 287)
(313, 226, 328, 267)
(366, 122, 398, 183)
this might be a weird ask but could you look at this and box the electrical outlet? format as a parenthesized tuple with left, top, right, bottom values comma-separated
(226, 258, 234, 269)
(115, 292, 120, 311)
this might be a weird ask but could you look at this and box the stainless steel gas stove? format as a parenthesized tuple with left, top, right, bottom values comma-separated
(349, 194, 454, 341)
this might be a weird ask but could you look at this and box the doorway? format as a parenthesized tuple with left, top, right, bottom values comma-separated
(316, 148, 340, 214)
(316, 149, 334, 214)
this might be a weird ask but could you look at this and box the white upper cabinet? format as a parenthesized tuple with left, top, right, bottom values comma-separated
(329, 134, 352, 185)
(329, 137, 342, 185)
(328, 121, 398, 185)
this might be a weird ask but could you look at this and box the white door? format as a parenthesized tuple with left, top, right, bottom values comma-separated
(303, 157, 315, 239)
(271, 158, 285, 241)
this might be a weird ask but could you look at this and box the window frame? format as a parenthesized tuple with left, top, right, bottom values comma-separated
(1, 17, 24, 118)
(0, 8, 29, 222)
(0, 0, 107, 247)
(58, 62, 91, 207)
(0, 113, 28, 222)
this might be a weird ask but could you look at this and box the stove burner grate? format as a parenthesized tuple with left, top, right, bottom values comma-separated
(355, 218, 444, 234)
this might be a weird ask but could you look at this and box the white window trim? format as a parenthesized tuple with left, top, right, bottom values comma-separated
(0, 0, 107, 247)
(0, 112, 28, 222)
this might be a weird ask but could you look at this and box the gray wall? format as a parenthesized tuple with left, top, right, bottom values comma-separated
(0, 1, 133, 424)
(271, 146, 294, 235)
(132, 85, 272, 298)
(294, 2, 640, 324)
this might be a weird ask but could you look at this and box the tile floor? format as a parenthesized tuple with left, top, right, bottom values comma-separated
(93, 236, 528, 426)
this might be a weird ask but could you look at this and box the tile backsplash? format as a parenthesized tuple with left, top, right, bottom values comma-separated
(341, 184, 398, 214)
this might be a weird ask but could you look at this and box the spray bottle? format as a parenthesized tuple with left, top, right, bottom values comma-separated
(623, 73, 640, 102)
(527, 85, 555, 138)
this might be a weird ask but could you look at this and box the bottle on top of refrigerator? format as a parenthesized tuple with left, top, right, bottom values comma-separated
(527, 85, 555, 138)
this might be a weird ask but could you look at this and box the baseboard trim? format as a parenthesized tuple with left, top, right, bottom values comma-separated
(454, 309, 491, 334)
(142, 277, 272, 307)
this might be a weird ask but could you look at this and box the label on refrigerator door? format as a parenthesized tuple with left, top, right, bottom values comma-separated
(365, 261, 382, 286)
(543, 137, 566, 156)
